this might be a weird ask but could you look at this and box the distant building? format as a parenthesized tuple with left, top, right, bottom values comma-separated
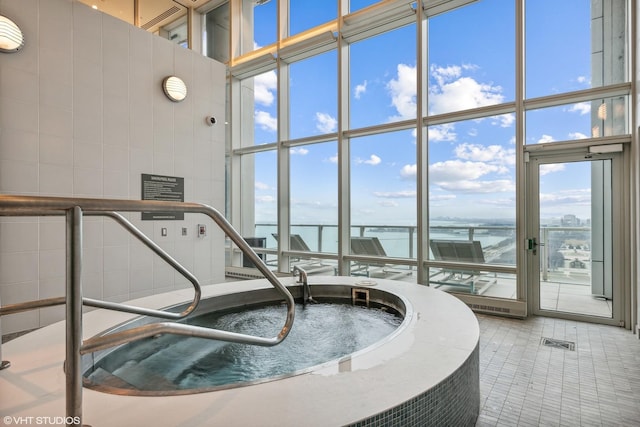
(561, 214, 580, 226)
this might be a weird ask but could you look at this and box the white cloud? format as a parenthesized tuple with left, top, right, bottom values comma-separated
(540, 189, 590, 205)
(430, 194, 456, 202)
(255, 181, 270, 190)
(568, 102, 590, 115)
(328, 153, 338, 163)
(568, 132, 588, 140)
(357, 154, 381, 166)
(429, 64, 504, 115)
(290, 147, 309, 155)
(255, 110, 277, 131)
(387, 64, 417, 121)
(254, 70, 277, 106)
(430, 64, 463, 87)
(354, 80, 367, 99)
(429, 160, 513, 193)
(400, 164, 417, 179)
(537, 134, 555, 144)
(437, 179, 515, 194)
(428, 124, 457, 142)
(454, 143, 515, 168)
(576, 75, 590, 85)
(493, 113, 515, 128)
(315, 112, 337, 133)
(430, 160, 503, 183)
(255, 195, 275, 203)
(378, 200, 399, 207)
(373, 190, 416, 198)
(292, 200, 334, 209)
(539, 163, 565, 176)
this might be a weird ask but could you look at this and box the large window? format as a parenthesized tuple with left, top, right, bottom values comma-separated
(350, 130, 417, 257)
(290, 52, 338, 139)
(349, 24, 416, 129)
(251, 0, 277, 49)
(290, 0, 337, 36)
(526, 96, 630, 143)
(250, 70, 278, 146)
(290, 142, 338, 253)
(428, 0, 515, 114)
(222, 0, 631, 303)
(525, 0, 627, 98)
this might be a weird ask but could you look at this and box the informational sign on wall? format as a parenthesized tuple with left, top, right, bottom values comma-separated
(141, 173, 184, 220)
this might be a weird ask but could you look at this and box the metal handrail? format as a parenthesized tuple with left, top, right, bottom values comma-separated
(0, 210, 202, 320)
(0, 194, 295, 426)
(0, 195, 295, 332)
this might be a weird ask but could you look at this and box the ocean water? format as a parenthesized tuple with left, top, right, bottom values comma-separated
(254, 221, 516, 261)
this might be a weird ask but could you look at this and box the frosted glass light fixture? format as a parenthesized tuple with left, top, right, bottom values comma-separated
(162, 76, 187, 102)
(0, 15, 24, 52)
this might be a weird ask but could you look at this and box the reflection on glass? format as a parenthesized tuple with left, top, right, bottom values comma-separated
(428, 0, 515, 115)
(525, 96, 628, 144)
(290, 51, 338, 139)
(205, 3, 230, 63)
(350, 24, 416, 129)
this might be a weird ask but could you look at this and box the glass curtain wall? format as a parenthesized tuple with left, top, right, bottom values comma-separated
(221, 0, 631, 304)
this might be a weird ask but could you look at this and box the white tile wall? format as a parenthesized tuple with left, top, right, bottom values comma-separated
(0, 0, 226, 334)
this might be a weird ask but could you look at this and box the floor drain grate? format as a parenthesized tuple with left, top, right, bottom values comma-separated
(541, 337, 575, 351)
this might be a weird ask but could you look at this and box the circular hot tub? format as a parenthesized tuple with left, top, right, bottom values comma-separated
(83, 284, 408, 394)
(1, 276, 480, 426)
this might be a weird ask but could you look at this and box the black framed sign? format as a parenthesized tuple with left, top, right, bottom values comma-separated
(141, 173, 184, 220)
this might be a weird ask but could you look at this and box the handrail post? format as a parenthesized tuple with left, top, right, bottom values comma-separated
(0, 293, 11, 370)
(66, 206, 83, 427)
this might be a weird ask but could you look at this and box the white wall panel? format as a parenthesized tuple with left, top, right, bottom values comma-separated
(0, 0, 226, 335)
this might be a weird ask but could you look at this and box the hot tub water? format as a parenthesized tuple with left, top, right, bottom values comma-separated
(85, 301, 402, 393)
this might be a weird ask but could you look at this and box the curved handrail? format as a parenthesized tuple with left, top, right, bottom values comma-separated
(0, 195, 295, 351)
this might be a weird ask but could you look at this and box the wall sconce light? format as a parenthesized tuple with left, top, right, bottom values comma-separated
(162, 76, 187, 102)
(0, 15, 24, 53)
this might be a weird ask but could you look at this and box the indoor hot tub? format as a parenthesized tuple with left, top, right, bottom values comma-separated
(83, 284, 407, 395)
(1, 276, 480, 426)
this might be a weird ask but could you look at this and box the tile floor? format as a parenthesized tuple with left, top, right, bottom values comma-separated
(3, 312, 639, 427)
(475, 313, 640, 427)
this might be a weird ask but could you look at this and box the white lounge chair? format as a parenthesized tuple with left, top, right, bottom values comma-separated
(429, 239, 496, 294)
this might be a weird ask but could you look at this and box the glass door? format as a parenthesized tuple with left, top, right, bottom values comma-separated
(527, 152, 623, 325)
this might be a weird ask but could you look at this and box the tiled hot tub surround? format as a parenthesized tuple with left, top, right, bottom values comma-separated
(348, 344, 480, 427)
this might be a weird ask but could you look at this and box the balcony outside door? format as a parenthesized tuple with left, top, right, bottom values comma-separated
(527, 150, 624, 326)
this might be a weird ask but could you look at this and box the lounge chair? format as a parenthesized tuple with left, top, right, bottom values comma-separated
(272, 233, 312, 252)
(350, 236, 412, 280)
(429, 239, 496, 294)
(272, 233, 334, 275)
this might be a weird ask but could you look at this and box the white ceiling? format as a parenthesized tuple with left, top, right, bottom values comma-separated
(76, 0, 219, 32)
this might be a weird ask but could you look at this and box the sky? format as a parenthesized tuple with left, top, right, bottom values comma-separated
(247, 0, 621, 226)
